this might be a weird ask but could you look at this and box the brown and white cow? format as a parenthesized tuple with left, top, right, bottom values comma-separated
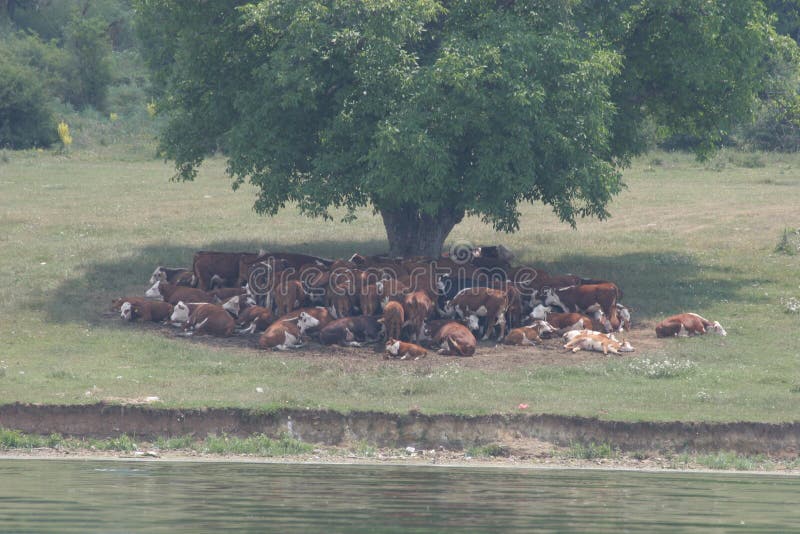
(120, 300, 173, 323)
(445, 287, 509, 340)
(293, 307, 335, 335)
(145, 280, 215, 305)
(542, 283, 620, 330)
(259, 319, 304, 350)
(530, 304, 607, 333)
(503, 320, 556, 346)
(384, 339, 428, 360)
(111, 296, 149, 311)
(655, 313, 726, 338)
(149, 267, 195, 287)
(319, 316, 383, 347)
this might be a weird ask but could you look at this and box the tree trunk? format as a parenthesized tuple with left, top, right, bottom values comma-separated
(380, 205, 464, 258)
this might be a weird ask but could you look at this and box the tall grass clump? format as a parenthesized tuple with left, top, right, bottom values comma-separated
(775, 228, 800, 255)
(561, 442, 617, 460)
(199, 433, 313, 456)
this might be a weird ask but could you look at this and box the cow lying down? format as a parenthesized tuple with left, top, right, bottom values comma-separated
(655, 313, 727, 338)
(562, 330, 634, 355)
(384, 339, 428, 360)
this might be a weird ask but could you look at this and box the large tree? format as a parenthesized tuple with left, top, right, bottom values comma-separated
(135, 0, 795, 256)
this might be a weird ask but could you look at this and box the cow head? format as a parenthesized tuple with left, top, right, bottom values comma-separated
(222, 295, 241, 317)
(385, 339, 400, 356)
(442, 301, 457, 318)
(120, 301, 134, 321)
(530, 304, 551, 320)
(619, 340, 635, 352)
(589, 308, 612, 333)
(530, 319, 555, 337)
(149, 267, 167, 285)
(542, 287, 570, 312)
(465, 314, 480, 333)
(710, 321, 727, 336)
(145, 281, 163, 299)
(170, 301, 190, 323)
(297, 311, 320, 333)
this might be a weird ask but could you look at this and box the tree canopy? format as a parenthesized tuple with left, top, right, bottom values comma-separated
(136, 0, 796, 256)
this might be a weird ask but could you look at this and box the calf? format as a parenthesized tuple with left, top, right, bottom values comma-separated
(120, 300, 173, 323)
(259, 319, 304, 350)
(149, 267, 195, 287)
(379, 301, 405, 341)
(111, 296, 149, 311)
(185, 303, 236, 337)
(427, 321, 477, 357)
(655, 313, 727, 338)
(319, 316, 383, 346)
(563, 331, 634, 355)
(169, 301, 203, 324)
(403, 291, 434, 342)
(502, 320, 555, 346)
(445, 287, 509, 340)
(145, 280, 215, 305)
(384, 339, 428, 360)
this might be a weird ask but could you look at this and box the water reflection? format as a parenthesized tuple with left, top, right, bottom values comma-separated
(0, 460, 797, 532)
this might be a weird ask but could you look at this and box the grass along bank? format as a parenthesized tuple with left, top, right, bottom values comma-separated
(0, 148, 799, 422)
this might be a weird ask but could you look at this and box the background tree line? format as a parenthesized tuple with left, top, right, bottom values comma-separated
(0, 0, 148, 149)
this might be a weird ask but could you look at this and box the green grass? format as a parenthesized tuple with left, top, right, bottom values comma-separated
(467, 443, 510, 458)
(561, 442, 617, 460)
(2, 146, 800, 422)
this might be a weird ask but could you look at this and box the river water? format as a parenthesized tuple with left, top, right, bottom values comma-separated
(0, 460, 797, 532)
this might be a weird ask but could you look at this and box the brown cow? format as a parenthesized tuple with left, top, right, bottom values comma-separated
(379, 301, 405, 341)
(359, 283, 382, 317)
(655, 313, 727, 338)
(274, 279, 306, 316)
(542, 283, 620, 330)
(236, 305, 274, 334)
(426, 321, 476, 357)
(403, 291, 434, 342)
(445, 287, 509, 340)
(111, 296, 149, 311)
(193, 251, 259, 290)
(319, 316, 383, 346)
(120, 300, 173, 322)
(384, 339, 428, 360)
(145, 280, 215, 305)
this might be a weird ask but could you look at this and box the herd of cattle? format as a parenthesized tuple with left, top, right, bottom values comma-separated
(110, 246, 727, 359)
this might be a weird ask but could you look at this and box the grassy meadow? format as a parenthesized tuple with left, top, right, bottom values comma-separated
(1, 145, 799, 422)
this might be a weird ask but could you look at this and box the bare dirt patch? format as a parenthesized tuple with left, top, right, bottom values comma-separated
(108, 312, 663, 372)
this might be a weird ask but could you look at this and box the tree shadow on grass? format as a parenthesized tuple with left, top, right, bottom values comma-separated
(40, 238, 389, 325)
(534, 251, 768, 321)
(40, 240, 763, 326)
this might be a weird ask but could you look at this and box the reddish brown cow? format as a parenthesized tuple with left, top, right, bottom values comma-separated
(236, 305, 274, 334)
(120, 300, 173, 322)
(259, 319, 304, 350)
(359, 283, 381, 316)
(193, 251, 259, 290)
(542, 283, 621, 329)
(274, 279, 306, 316)
(379, 301, 405, 341)
(428, 321, 476, 357)
(185, 303, 236, 337)
(145, 281, 215, 305)
(403, 291, 434, 342)
(655, 313, 727, 338)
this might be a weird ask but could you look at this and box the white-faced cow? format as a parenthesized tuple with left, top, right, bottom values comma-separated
(655, 313, 726, 338)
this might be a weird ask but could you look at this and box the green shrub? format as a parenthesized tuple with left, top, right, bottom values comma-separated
(63, 15, 113, 111)
(0, 57, 57, 149)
